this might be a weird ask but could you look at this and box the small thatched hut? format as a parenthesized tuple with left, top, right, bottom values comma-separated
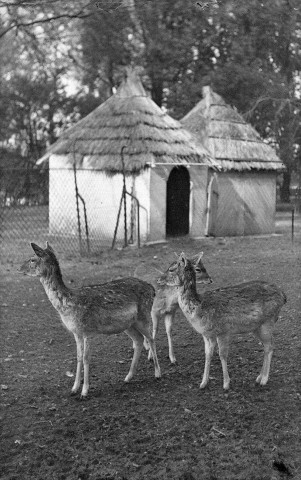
(182, 86, 284, 236)
(38, 72, 215, 247)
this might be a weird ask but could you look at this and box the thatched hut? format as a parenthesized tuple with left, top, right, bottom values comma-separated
(38, 72, 215, 247)
(181, 86, 284, 236)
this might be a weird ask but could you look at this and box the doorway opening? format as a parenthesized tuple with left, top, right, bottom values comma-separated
(166, 166, 190, 236)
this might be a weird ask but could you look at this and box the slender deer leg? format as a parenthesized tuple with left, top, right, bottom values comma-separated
(143, 337, 150, 354)
(72, 334, 84, 395)
(255, 325, 274, 385)
(136, 321, 161, 379)
(124, 327, 144, 382)
(81, 337, 91, 398)
(147, 307, 160, 361)
(217, 335, 231, 390)
(200, 336, 216, 389)
(165, 313, 176, 364)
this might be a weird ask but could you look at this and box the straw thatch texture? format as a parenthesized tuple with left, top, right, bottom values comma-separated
(38, 73, 214, 174)
(181, 86, 284, 172)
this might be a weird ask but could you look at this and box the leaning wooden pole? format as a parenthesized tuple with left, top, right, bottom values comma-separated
(73, 145, 82, 254)
(111, 192, 124, 249)
(121, 146, 128, 247)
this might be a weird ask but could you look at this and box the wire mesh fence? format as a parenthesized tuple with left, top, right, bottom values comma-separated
(0, 166, 142, 263)
(2, 166, 300, 264)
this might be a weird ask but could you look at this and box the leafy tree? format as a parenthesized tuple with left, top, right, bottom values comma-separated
(0, 2, 91, 204)
(79, 0, 216, 109)
(1, 0, 300, 202)
(79, 3, 132, 97)
(0, 0, 90, 39)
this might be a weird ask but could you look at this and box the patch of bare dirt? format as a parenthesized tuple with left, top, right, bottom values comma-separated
(1, 222, 301, 479)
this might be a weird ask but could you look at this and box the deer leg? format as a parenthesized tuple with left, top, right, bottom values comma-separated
(165, 312, 176, 364)
(71, 334, 84, 395)
(217, 335, 231, 390)
(81, 337, 91, 398)
(200, 336, 216, 389)
(255, 325, 274, 386)
(147, 306, 160, 361)
(124, 327, 144, 382)
(136, 321, 161, 379)
(143, 337, 150, 354)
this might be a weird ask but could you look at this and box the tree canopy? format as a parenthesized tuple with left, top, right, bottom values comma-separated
(1, 0, 300, 202)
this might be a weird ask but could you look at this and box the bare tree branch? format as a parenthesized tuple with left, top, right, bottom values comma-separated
(0, 4, 92, 39)
(244, 96, 297, 120)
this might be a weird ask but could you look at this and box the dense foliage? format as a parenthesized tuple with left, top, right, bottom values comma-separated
(0, 0, 300, 202)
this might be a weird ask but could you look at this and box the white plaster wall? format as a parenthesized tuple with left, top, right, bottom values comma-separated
(189, 165, 208, 237)
(149, 165, 170, 242)
(49, 155, 78, 237)
(210, 171, 277, 236)
(49, 155, 150, 243)
(132, 169, 150, 242)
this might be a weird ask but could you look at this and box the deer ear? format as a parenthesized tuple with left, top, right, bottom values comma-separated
(179, 252, 187, 266)
(31, 242, 45, 258)
(196, 251, 204, 262)
(191, 251, 203, 264)
(46, 241, 54, 253)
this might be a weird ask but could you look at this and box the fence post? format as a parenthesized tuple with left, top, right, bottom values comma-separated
(291, 207, 295, 246)
(121, 146, 127, 247)
(111, 192, 124, 250)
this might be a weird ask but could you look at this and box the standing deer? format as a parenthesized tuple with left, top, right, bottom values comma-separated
(18, 242, 161, 398)
(159, 252, 286, 389)
(149, 252, 212, 363)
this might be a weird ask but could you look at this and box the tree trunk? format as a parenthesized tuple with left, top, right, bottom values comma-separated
(151, 75, 163, 107)
(280, 169, 291, 203)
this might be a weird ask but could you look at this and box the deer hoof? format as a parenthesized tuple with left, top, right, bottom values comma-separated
(80, 393, 89, 400)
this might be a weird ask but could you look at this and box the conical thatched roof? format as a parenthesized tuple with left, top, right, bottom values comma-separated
(181, 86, 284, 171)
(38, 72, 215, 173)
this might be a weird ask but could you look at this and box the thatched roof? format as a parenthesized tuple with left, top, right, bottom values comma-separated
(181, 86, 284, 172)
(37, 72, 215, 174)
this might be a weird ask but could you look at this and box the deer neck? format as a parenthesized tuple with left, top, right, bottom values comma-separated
(178, 276, 201, 318)
(40, 267, 70, 312)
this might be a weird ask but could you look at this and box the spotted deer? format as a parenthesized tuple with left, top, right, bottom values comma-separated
(148, 252, 212, 363)
(18, 242, 161, 398)
(159, 252, 286, 389)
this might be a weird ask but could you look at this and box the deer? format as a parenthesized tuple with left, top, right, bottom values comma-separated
(148, 252, 212, 363)
(159, 252, 286, 390)
(18, 242, 161, 399)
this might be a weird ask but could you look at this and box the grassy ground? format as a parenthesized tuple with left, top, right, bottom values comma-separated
(1, 212, 301, 480)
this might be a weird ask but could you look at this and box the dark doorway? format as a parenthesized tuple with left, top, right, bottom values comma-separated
(166, 166, 190, 236)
